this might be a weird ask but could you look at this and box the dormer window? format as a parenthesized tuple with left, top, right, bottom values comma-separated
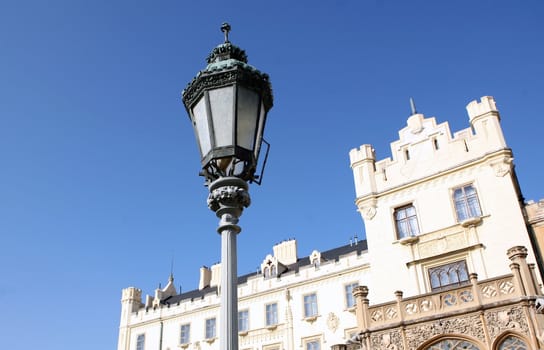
(261, 255, 284, 279)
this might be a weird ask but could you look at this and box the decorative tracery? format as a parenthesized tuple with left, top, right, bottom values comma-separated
(498, 335, 528, 350)
(425, 338, 480, 350)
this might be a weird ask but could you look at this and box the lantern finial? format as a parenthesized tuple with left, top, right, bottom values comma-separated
(221, 22, 231, 43)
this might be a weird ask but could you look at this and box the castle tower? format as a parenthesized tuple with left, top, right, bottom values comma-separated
(350, 96, 539, 303)
(118, 287, 142, 350)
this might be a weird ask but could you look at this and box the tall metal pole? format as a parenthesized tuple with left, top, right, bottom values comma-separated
(207, 177, 250, 350)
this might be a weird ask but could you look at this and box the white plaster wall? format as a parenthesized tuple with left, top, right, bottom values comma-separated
(119, 249, 369, 350)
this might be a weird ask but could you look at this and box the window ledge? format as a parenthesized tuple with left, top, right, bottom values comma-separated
(346, 306, 356, 313)
(266, 325, 278, 331)
(238, 331, 249, 337)
(399, 236, 419, 245)
(303, 315, 318, 323)
(178, 343, 190, 349)
(460, 217, 482, 228)
(204, 338, 216, 344)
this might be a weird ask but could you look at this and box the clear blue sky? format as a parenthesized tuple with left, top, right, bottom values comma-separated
(1, 1, 542, 349)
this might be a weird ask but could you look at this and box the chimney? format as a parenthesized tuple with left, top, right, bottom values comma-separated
(199, 266, 211, 290)
(273, 239, 298, 265)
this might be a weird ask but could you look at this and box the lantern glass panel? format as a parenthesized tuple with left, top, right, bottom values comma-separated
(236, 87, 260, 151)
(192, 97, 212, 157)
(209, 86, 234, 148)
(254, 101, 266, 159)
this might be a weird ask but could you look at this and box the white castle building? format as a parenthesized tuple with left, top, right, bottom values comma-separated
(118, 96, 543, 350)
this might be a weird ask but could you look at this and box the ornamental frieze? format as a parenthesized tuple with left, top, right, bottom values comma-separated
(370, 330, 403, 350)
(404, 314, 485, 350)
(485, 306, 528, 341)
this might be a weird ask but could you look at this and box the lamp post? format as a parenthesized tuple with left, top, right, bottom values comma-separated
(182, 23, 273, 350)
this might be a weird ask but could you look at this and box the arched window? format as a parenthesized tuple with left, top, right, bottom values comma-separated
(428, 260, 469, 291)
(498, 335, 528, 350)
(271, 265, 277, 277)
(425, 339, 479, 350)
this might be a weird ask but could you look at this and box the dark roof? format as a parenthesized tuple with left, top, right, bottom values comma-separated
(160, 240, 367, 306)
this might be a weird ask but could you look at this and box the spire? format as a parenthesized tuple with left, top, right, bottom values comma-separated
(410, 97, 418, 115)
(169, 255, 174, 282)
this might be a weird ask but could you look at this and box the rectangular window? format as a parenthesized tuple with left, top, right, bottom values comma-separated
(345, 282, 358, 308)
(180, 324, 190, 344)
(394, 204, 420, 239)
(265, 303, 278, 326)
(453, 184, 482, 221)
(303, 293, 318, 318)
(306, 340, 320, 350)
(238, 310, 249, 332)
(136, 334, 145, 350)
(205, 318, 216, 339)
(428, 260, 470, 291)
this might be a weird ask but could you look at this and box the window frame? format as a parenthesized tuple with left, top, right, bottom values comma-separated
(180, 323, 190, 345)
(428, 259, 470, 292)
(302, 336, 323, 350)
(344, 282, 359, 309)
(265, 302, 278, 327)
(303, 293, 318, 318)
(452, 183, 482, 222)
(393, 203, 420, 239)
(238, 309, 249, 333)
(205, 317, 216, 339)
(136, 334, 145, 350)
(306, 340, 320, 350)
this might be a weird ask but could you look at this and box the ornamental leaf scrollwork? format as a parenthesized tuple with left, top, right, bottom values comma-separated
(207, 185, 251, 212)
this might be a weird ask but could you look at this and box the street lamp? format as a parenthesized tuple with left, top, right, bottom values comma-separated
(182, 23, 273, 350)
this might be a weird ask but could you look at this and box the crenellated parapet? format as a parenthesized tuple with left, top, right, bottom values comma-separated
(350, 96, 511, 221)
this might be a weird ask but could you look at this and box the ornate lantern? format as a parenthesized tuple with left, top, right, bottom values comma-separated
(182, 23, 273, 183)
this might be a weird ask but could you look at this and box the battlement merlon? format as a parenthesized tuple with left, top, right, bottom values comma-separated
(120, 287, 143, 316)
(466, 95, 499, 122)
(349, 145, 377, 199)
(466, 96, 507, 149)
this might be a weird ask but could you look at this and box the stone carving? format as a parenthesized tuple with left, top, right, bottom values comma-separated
(385, 307, 398, 320)
(404, 314, 485, 349)
(498, 280, 515, 295)
(362, 206, 377, 220)
(207, 184, 251, 212)
(327, 312, 339, 332)
(490, 157, 513, 177)
(371, 309, 383, 322)
(370, 331, 402, 350)
(486, 306, 527, 340)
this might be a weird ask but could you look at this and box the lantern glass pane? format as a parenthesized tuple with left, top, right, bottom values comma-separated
(236, 87, 260, 151)
(192, 97, 211, 157)
(209, 86, 234, 148)
(254, 101, 266, 159)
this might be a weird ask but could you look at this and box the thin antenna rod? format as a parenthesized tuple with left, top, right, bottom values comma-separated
(169, 255, 174, 281)
(410, 97, 417, 115)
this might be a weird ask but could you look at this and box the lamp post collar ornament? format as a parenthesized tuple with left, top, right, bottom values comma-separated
(207, 178, 251, 216)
